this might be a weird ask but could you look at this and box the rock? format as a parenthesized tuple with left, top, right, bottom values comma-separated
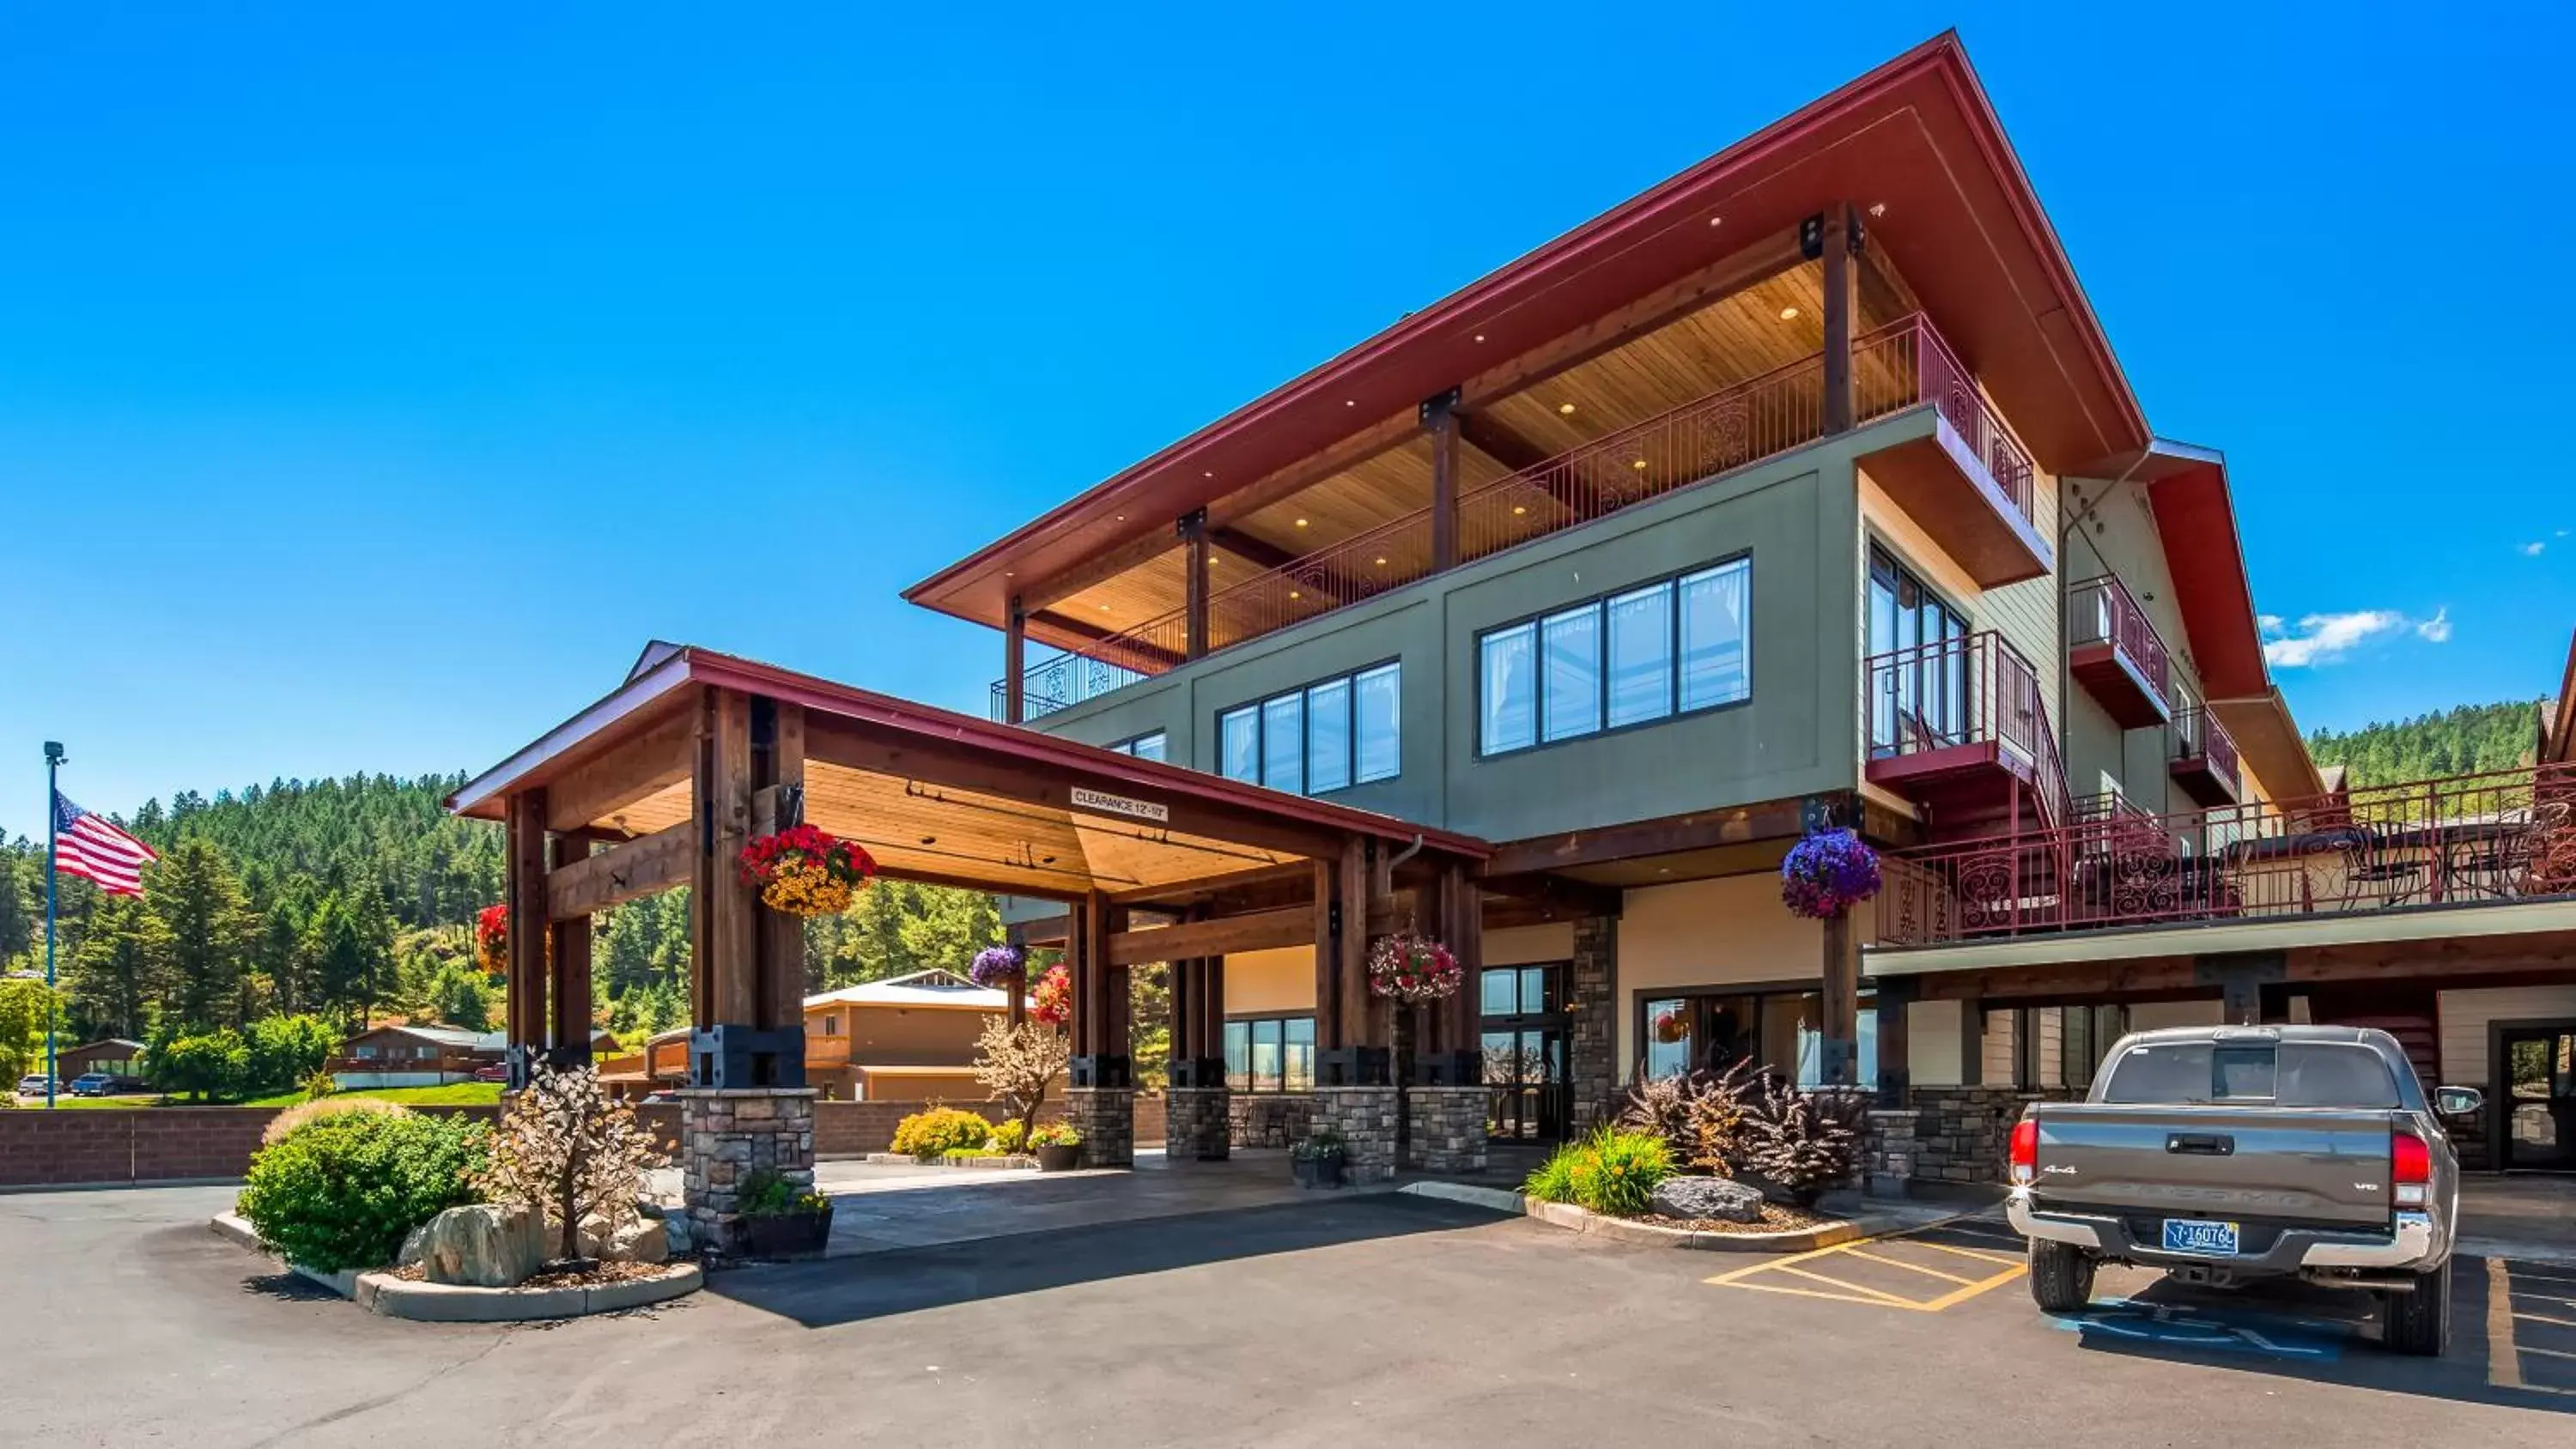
(580, 1210, 669, 1264)
(419, 1203, 546, 1288)
(1649, 1175, 1765, 1223)
(396, 1222, 432, 1269)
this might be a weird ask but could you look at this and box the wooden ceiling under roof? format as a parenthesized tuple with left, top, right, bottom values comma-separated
(1048, 250, 1922, 639)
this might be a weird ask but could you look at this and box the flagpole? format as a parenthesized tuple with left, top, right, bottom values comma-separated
(42, 742, 64, 1111)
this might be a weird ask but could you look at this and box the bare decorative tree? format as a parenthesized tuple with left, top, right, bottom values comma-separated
(971, 1016, 1072, 1147)
(471, 1061, 667, 1262)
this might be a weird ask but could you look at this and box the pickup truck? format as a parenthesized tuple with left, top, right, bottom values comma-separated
(2006, 1024, 2483, 1355)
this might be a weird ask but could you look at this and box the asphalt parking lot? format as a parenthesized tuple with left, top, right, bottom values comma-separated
(3, 1183, 2570, 1448)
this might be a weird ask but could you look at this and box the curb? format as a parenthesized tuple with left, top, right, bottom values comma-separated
(859, 1152, 1041, 1171)
(210, 1212, 702, 1319)
(1398, 1181, 1926, 1252)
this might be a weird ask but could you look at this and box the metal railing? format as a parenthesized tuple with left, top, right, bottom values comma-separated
(1863, 629, 2069, 830)
(2171, 704, 2241, 788)
(2067, 574, 2172, 705)
(998, 312, 2032, 720)
(1875, 761, 2576, 947)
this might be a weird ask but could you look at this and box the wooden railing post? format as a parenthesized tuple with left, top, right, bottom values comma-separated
(1003, 597, 1027, 724)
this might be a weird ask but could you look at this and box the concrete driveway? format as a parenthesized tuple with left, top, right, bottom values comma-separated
(3, 1182, 2571, 1447)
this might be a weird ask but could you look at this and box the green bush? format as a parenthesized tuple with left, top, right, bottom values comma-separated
(738, 1167, 828, 1216)
(987, 1119, 1027, 1155)
(1521, 1127, 1672, 1218)
(245, 1015, 338, 1095)
(152, 1029, 252, 1101)
(890, 1106, 993, 1161)
(236, 1109, 489, 1272)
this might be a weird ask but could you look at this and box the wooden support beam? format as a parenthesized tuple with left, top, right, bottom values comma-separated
(1480, 796, 1821, 877)
(1024, 609, 1188, 674)
(1004, 598, 1027, 724)
(507, 790, 550, 1056)
(543, 706, 696, 834)
(1874, 974, 1916, 1107)
(696, 688, 758, 1028)
(547, 822, 694, 921)
(1206, 524, 1297, 572)
(1337, 840, 1370, 1050)
(1312, 858, 1341, 1054)
(1820, 204, 1856, 435)
(1204, 410, 1422, 533)
(1455, 408, 1555, 474)
(1820, 912, 1859, 1087)
(1080, 889, 1112, 1058)
(1181, 512, 1212, 659)
(548, 834, 593, 1061)
(752, 699, 806, 1034)
(1424, 390, 1461, 571)
(1105, 905, 1313, 966)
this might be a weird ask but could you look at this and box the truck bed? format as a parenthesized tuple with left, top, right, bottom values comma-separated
(2028, 1103, 2396, 1230)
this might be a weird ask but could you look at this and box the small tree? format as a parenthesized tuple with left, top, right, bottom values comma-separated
(472, 1062, 665, 1262)
(971, 1016, 1071, 1147)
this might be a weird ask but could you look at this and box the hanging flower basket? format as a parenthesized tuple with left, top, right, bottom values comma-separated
(1030, 962, 1072, 1027)
(1780, 828, 1881, 920)
(1366, 932, 1463, 1003)
(969, 943, 1027, 989)
(475, 904, 511, 982)
(1652, 1007, 1689, 1046)
(737, 824, 878, 918)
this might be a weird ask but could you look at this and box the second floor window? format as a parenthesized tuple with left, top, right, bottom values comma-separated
(1479, 558, 1750, 756)
(1218, 663, 1400, 794)
(1103, 731, 1167, 762)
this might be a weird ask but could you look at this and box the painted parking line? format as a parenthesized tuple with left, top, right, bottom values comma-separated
(2490, 1257, 2576, 1397)
(1705, 1216, 2028, 1313)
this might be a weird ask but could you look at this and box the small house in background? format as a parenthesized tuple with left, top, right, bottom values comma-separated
(331, 1024, 505, 1088)
(54, 1038, 145, 1082)
(618, 970, 1037, 1101)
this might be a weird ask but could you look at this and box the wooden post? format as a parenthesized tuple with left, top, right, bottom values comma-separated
(547, 833, 593, 1064)
(1820, 910, 1859, 1087)
(1079, 889, 1113, 1058)
(1204, 955, 1226, 1068)
(703, 688, 758, 1028)
(1004, 597, 1028, 724)
(1311, 858, 1341, 1054)
(507, 790, 550, 1067)
(1820, 203, 1856, 435)
(750, 699, 806, 1035)
(1424, 390, 1461, 571)
(1440, 862, 1480, 1059)
(1957, 992, 1984, 1087)
(1337, 840, 1371, 1051)
(1182, 511, 1212, 659)
(1874, 973, 1916, 1107)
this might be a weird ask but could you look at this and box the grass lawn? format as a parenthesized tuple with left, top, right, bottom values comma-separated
(12, 1082, 505, 1110)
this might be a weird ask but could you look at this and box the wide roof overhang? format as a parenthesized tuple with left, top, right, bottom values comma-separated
(447, 645, 1487, 903)
(908, 31, 2151, 632)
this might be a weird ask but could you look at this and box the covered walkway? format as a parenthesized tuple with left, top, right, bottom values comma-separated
(447, 643, 1493, 1242)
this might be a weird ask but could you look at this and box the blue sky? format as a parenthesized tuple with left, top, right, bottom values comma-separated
(3, 2, 2569, 837)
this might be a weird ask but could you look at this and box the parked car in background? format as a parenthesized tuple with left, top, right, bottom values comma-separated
(16, 1074, 54, 1096)
(472, 1063, 508, 1082)
(104, 1075, 150, 1094)
(67, 1072, 117, 1097)
(2008, 1024, 2479, 1355)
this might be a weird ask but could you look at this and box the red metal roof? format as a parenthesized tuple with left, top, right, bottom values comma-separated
(908, 32, 2152, 630)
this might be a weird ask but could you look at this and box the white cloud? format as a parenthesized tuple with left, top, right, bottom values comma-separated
(2262, 608, 2451, 667)
(2523, 541, 2548, 557)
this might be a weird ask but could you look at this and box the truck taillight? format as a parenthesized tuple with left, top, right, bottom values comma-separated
(2009, 1118, 2038, 1186)
(2391, 1131, 2431, 1209)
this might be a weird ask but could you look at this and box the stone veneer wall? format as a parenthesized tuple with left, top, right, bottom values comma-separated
(1066, 1087, 1136, 1168)
(1568, 916, 1619, 1130)
(1165, 1087, 1230, 1161)
(1404, 1086, 1487, 1174)
(1862, 1085, 2081, 1197)
(1229, 1092, 1314, 1148)
(679, 1088, 817, 1243)
(1311, 1084, 1400, 1184)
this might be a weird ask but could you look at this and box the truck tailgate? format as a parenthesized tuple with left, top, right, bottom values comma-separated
(2032, 1106, 2394, 1228)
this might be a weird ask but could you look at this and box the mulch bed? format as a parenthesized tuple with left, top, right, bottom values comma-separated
(1636, 1201, 1838, 1234)
(383, 1259, 677, 1288)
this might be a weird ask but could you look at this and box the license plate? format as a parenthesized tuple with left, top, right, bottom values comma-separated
(2161, 1217, 2240, 1256)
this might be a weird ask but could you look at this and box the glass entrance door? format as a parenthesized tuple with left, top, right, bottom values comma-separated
(2500, 1025, 2576, 1171)
(1480, 964, 1569, 1142)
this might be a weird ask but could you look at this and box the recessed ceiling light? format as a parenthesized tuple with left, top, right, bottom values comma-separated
(1708, 215, 1722, 227)
(1294, 518, 1309, 528)
(1512, 505, 1528, 516)
(1558, 403, 1577, 415)
(1631, 459, 1648, 471)
(1203, 470, 1213, 478)
(1115, 513, 1127, 521)
(1373, 556, 1387, 566)
(1473, 333, 1485, 343)
(1288, 590, 1301, 600)
(1345, 400, 1357, 408)
(1099, 604, 1111, 612)
(1779, 306, 1800, 321)
(1868, 203, 1886, 218)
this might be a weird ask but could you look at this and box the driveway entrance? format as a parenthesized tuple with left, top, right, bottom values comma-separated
(811, 1150, 1340, 1257)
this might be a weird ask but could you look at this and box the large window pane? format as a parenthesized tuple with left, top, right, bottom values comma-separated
(1644, 998, 1692, 1079)
(1760, 991, 1818, 1079)
(1480, 623, 1537, 755)
(1607, 582, 1674, 728)
(1305, 677, 1351, 793)
(1261, 693, 1304, 795)
(1219, 708, 1259, 783)
(1680, 560, 1751, 710)
(1519, 967, 1546, 1015)
(1541, 605, 1602, 742)
(1354, 664, 1401, 783)
(1223, 1021, 1251, 1091)
(1480, 968, 1517, 1018)
(1283, 1018, 1315, 1091)
(1251, 1018, 1285, 1092)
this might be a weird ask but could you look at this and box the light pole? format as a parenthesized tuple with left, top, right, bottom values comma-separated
(43, 741, 64, 1110)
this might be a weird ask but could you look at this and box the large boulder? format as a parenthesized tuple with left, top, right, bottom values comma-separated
(1649, 1174, 1766, 1223)
(580, 1210, 669, 1264)
(418, 1203, 546, 1288)
(395, 1221, 432, 1269)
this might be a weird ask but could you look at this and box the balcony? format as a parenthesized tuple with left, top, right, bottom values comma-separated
(1864, 631, 2068, 840)
(2064, 575, 2172, 729)
(994, 312, 2035, 722)
(1875, 762, 2576, 948)
(2168, 704, 2241, 807)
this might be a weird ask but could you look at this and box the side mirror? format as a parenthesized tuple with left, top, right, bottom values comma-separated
(2434, 1086, 2484, 1117)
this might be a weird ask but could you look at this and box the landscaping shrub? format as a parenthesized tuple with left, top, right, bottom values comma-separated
(259, 1094, 413, 1147)
(245, 1015, 339, 1095)
(237, 1108, 490, 1272)
(151, 1028, 252, 1101)
(1741, 1081, 1864, 1204)
(1028, 1120, 1081, 1149)
(1521, 1128, 1673, 1216)
(987, 1119, 1027, 1155)
(1618, 1059, 1761, 1174)
(890, 1106, 993, 1161)
(1522, 1141, 1583, 1203)
(738, 1167, 829, 1217)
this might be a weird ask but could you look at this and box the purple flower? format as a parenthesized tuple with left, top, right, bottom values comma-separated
(1780, 829, 1881, 919)
(969, 944, 1028, 987)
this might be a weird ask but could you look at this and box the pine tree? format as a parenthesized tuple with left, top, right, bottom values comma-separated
(149, 837, 255, 1031)
(67, 894, 175, 1039)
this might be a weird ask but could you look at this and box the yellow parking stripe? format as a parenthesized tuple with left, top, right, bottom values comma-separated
(1704, 1215, 2028, 1313)
(2490, 1259, 2524, 1391)
(1842, 1248, 1983, 1286)
(1772, 1264, 1923, 1305)
(1913, 1240, 2026, 1268)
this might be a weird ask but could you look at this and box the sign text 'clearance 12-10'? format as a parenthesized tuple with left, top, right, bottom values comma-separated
(1071, 786, 1170, 824)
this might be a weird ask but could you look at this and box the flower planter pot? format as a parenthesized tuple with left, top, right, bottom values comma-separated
(1292, 1155, 1346, 1189)
(1034, 1143, 1081, 1173)
(732, 1204, 833, 1259)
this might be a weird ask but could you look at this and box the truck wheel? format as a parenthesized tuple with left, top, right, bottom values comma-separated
(2027, 1238, 2096, 1314)
(2381, 1258, 2451, 1356)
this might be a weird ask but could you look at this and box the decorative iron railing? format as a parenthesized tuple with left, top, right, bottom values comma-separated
(2067, 574, 2172, 705)
(2171, 704, 2240, 785)
(997, 312, 2031, 720)
(1875, 761, 2576, 947)
(1862, 629, 2069, 824)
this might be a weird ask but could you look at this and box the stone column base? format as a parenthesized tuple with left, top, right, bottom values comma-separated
(678, 1088, 817, 1248)
(1404, 1086, 1487, 1174)
(1229, 1093, 1313, 1149)
(1066, 1087, 1137, 1168)
(1165, 1086, 1230, 1161)
(1310, 1084, 1400, 1185)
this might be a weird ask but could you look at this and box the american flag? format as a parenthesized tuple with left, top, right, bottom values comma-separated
(52, 791, 157, 896)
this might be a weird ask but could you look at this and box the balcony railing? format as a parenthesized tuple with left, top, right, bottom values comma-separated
(2170, 703, 2242, 798)
(996, 312, 2026, 721)
(2067, 574, 2172, 718)
(1875, 761, 2576, 947)
(1863, 630, 2069, 828)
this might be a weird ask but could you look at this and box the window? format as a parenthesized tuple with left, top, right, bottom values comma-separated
(1867, 544, 1970, 755)
(1215, 663, 1401, 795)
(1222, 1016, 1315, 1092)
(1478, 559, 1749, 756)
(1103, 731, 1167, 762)
(1637, 985, 1875, 1088)
(2099, 1040, 2401, 1108)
